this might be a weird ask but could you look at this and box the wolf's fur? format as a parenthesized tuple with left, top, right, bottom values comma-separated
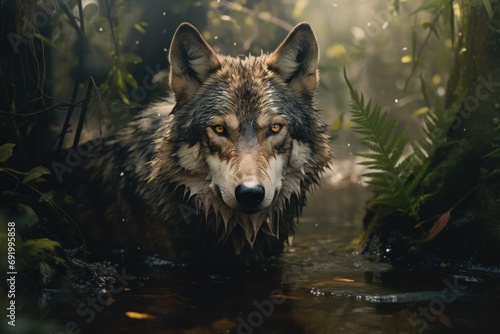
(70, 22, 332, 267)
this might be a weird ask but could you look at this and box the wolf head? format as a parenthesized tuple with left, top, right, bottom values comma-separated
(150, 22, 332, 246)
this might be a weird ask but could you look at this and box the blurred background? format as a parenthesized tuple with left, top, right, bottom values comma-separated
(1, 0, 455, 186)
(5, 3, 500, 334)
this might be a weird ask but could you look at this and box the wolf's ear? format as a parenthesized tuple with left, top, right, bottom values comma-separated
(267, 23, 319, 100)
(169, 23, 221, 102)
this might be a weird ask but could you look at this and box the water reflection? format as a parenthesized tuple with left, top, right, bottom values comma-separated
(31, 184, 500, 333)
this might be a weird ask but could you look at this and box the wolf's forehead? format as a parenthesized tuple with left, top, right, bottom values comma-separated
(218, 56, 271, 85)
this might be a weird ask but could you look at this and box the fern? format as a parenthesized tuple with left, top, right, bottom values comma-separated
(344, 69, 415, 211)
(411, 88, 466, 165)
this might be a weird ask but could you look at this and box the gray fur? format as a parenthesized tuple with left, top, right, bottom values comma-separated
(68, 23, 333, 267)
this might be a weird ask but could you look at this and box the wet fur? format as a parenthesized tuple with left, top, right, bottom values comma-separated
(69, 22, 332, 267)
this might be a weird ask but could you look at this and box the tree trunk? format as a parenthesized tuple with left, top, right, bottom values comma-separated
(362, 1, 500, 267)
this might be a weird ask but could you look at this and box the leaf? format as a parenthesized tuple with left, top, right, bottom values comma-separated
(416, 209, 452, 243)
(332, 114, 344, 131)
(419, 73, 431, 108)
(344, 68, 414, 211)
(133, 23, 146, 34)
(119, 53, 143, 64)
(123, 73, 138, 89)
(22, 166, 51, 184)
(401, 55, 413, 63)
(411, 0, 448, 14)
(23, 238, 61, 253)
(393, 0, 400, 13)
(18, 203, 39, 225)
(0, 143, 15, 162)
(483, 0, 493, 19)
(411, 107, 430, 118)
(422, 22, 439, 38)
(34, 33, 56, 48)
(482, 147, 500, 159)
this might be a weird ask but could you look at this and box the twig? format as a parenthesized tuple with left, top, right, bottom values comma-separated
(72, 77, 95, 150)
(105, 0, 120, 56)
(55, 1, 86, 159)
(0, 101, 84, 116)
(403, 13, 441, 91)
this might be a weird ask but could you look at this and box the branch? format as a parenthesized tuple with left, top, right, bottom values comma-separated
(72, 77, 96, 150)
(55, 0, 87, 159)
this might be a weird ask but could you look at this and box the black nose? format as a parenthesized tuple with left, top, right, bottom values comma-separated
(235, 183, 265, 208)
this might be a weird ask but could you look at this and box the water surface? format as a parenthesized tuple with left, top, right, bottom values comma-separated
(44, 184, 500, 333)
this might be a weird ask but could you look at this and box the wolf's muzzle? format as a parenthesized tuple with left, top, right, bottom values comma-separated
(235, 182, 265, 213)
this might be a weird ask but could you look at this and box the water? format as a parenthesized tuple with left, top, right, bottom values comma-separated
(33, 184, 500, 333)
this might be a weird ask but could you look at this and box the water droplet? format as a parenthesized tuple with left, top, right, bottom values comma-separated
(163, 47, 168, 52)
(332, 3, 338, 7)
(437, 87, 446, 96)
(158, 113, 161, 117)
(347, 143, 351, 147)
(98, 27, 103, 32)
(394, 98, 399, 103)
(233, 42, 237, 46)
(163, 12, 166, 16)
(120, 172, 124, 176)
(135, 40, 139, 45)
(382, 22, 389, 30)
(402, 46, 408, 51)
(214, 36, 218, 40)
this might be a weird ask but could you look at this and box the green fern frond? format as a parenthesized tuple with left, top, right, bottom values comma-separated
(411, 93, 464, 164)
(344, 69, 414, 211)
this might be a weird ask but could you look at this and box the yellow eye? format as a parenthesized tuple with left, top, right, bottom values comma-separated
(270, 123, 283, 134)
(213, 125, 226, 135)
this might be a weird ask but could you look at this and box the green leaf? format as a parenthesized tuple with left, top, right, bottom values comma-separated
(344, 68, 414, 211)
(0, 143, 15, 162)
(120, 53, 143, 64)
(419, 73, 431, 108)
(393, 0, 400, 13)
(482, 147, 500, 159)
(411, 0, 448, 14)
(422, 22, 439, 38)
(332, 114, 344, 131)
(483, 0, 493, 19)
(18, 203, 39, 225)
(23, 238, 61, 253)
(133, 23, 146, 34)
(22, 166, 51, 184)
(123, 72, 138, 89)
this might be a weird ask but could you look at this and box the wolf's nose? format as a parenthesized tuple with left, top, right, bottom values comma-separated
(235, 183, 265, 208)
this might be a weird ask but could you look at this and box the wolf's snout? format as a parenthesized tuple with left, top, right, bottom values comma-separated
(235, 183, 265, 209)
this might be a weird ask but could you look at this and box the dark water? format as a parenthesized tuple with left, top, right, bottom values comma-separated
(15, 184, 500, 333)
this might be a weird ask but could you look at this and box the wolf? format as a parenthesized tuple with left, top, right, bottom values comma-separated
(68, 22, 332, 267)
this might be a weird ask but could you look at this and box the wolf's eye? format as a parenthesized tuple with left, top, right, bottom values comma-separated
(212, 125, 227, 136)
(269, 123, 283, 134)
